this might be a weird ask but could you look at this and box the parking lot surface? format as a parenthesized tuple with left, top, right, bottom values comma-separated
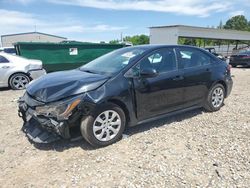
(0, 68, 249, 187)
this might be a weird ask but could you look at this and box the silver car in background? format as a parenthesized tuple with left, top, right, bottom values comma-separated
(0, 52, 46, 90)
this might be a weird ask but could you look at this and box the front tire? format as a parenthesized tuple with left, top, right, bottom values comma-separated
(204, 84, 225, 112)
(9, 73, 30, 90)
(80, 103, 126, 147)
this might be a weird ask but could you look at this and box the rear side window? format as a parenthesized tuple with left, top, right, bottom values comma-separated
(178, 48, 212, 69)
(0, 56, 9, 63)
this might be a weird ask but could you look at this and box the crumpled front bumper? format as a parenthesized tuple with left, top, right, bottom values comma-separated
(18, 100, 70, 144)
(22, 118, 61, 143)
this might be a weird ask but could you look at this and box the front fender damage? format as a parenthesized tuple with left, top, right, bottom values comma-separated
(18, 75, 134, 144)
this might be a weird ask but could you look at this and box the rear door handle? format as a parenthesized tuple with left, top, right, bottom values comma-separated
(172, 75, 184, 81)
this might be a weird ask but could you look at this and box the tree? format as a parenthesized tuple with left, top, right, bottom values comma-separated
(109, 39, 120, 44)
(224, 15, 249, 31)
(123, 35, 149, 45)
(109, 35, 149, 45)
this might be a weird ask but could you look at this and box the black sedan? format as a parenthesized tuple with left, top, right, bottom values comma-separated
(18, 45, 233, 147)
(230, 51, 250, 67)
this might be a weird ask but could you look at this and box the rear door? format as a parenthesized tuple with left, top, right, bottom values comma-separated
(176, 47, 213, 106)
(131, 48, 186, 121)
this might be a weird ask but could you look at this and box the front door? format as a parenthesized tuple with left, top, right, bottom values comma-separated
(0, 55, 11, 87)
(131, 48, 186, 121)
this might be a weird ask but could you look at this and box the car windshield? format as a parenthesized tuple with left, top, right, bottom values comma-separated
(80, 47, 146, 75)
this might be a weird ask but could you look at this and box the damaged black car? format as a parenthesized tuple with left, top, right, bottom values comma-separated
(18, 45, 233, 147)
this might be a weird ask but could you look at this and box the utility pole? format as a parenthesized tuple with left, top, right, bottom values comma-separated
(120, 32, 123, 43)
(219, 20, 223, 29)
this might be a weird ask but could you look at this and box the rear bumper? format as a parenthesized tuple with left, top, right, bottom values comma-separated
(28, 69, 46, 80)
(225, 76, 233, 98)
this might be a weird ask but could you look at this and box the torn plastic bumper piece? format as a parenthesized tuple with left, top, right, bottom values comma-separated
(18, 100, 71, 144)
(22, 118, 61, 144)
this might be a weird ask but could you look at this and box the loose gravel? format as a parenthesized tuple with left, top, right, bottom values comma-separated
(0, 68, 249, 187)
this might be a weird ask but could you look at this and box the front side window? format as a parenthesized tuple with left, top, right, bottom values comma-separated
(178, 48, 212, 69)
(138, 48, 177, 74)
(0, 56, 9, 63)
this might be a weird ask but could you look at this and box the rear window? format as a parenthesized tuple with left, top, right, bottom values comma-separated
(4, 48, 16, 54)
(239, 51, 250, 55)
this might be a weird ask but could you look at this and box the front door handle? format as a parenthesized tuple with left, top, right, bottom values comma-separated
(172, 75, 184, 81)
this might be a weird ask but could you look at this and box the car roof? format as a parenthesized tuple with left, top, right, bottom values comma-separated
(0, 52, 28, 61)
(127, 45, 216, 60)
(128, 44, 203, 51)
(0, 52, 8, 56)
(0, 52, 14, 56)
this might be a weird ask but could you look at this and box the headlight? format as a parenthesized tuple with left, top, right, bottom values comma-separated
(36, 96, 81, 120)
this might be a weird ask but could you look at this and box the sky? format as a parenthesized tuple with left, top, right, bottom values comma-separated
(0, 0, 250, 43)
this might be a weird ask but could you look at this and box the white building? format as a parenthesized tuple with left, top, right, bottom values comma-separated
(1, 32, 67, 47)
(150, 25, 250, 45)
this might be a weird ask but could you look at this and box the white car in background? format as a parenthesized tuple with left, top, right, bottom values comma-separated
(0, 52, 46, 90)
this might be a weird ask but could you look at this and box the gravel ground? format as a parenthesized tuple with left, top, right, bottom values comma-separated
(0, 68, 249, 187)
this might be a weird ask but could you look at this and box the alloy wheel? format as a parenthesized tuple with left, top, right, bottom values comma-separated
(93, 110, 121, 142)
(211, 87, 224, 108)
(12, 75, 29, 89)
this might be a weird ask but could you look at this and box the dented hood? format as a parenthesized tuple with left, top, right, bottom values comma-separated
(26, 69, 109, 103)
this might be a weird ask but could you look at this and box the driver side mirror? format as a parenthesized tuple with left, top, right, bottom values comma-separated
(140, 68, 158, 78)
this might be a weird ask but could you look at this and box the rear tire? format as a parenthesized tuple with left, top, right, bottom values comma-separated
(204, 84, 225, 112)
(80, 103, 126, 147)
(9, 73, 30, 90)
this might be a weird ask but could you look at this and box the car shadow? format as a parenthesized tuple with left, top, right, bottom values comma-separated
(233, 66, 250, 69)
(0, 87, 10, 91)
(32, 108, 203, 151)
(125, 108, 203, 136)
(32, 138, 94, 152)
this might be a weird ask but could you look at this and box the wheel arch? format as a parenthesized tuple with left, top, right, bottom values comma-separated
(107, 99, 130, 126)
(211, 80, 227, 97)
